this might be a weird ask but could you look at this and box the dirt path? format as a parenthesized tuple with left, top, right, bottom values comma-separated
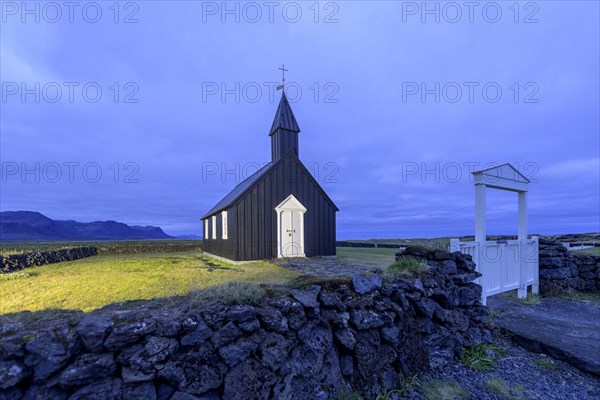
(488, 296, 600, 376)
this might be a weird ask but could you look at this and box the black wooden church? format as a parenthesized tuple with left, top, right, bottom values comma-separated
(201, 82, 338, 261)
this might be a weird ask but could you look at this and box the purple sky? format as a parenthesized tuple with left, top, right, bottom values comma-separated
(1, 1, 599, 239)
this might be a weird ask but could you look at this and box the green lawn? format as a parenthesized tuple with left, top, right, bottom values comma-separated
(0, 239, 201, 256)
(344, 238, 451, 247)
(0, 251, 297, 315)
(572, 247, 600, 256)
(336, 247, 399, 270)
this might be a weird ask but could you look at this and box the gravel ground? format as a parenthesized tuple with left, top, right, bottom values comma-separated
(400, 338, 600, 400)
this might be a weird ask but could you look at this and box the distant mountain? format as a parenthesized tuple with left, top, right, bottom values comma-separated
(0, 211, 172, 242)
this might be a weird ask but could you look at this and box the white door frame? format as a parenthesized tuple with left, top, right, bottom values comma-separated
(275, 194, 307, 258)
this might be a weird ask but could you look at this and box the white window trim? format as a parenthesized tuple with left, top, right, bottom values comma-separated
(212, 216, 217, 239)
(222, 211, 228, 240)
(204, 219, 208, 239)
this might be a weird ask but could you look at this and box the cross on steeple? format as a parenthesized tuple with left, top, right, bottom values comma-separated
(277, 64, 288, 91)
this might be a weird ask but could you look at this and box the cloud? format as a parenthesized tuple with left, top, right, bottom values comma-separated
(1, 1, 599, 238)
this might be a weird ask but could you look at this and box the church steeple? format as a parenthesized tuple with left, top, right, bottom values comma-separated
(270, 68, 301, 162)
(270, 91, 300, 135)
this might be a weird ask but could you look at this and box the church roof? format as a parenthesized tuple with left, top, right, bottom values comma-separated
(202, 162, 273, 219)
(202, 151, 339, 219)
(269, 91, 300, 135)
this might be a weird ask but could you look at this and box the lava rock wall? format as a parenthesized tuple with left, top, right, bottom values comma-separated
(0, 247, 97, 274)
(539, 239, 600, 292)
(0, 247, 491, 400)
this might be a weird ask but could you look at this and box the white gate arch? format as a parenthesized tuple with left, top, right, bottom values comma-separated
(450, 163, 539, 305)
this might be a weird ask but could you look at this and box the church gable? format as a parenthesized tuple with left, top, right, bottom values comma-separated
(233, 150, 338, 213)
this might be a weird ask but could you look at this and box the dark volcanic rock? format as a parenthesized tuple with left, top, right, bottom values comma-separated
(257, 309, 288, 333)
(352, 274, 383, 294)
(123, 382, 157, 400)
(218, 338, 258, 367)
(24, 330, 78, 381)
(334, 328, 357, 350)
(223, 359, 276, 400)
(211, 321, 242, 348)
(411, 297, 437, 318)
(257, 333, 293, 371)
(225, 305, 257, 322)
(75, 314, 113, 352)
(21, 384, 69, 400)
(181, 321, 213, 347)
(351, 310, 386, 330)
(144, 336, 179, 363)
(158, 356, 222, 396)
(0, 360, 30, 389)
(69, 377, 122, 400)
(103, 317, 157, 351)
(291, 285, 321, 308)
(59, 353, 116, 387)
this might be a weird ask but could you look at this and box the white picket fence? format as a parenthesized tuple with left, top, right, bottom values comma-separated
(450, 236, 539, 305)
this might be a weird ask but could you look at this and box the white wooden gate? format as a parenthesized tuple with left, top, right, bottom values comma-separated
(450, 237, 539, 305)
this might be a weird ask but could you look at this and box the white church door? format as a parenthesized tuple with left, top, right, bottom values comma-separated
(275, 195, 306, 258)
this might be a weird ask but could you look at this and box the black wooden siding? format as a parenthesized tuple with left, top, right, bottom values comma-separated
(235, 154, 336, 261)
(203, 153, 336, 261)
(202, 208, 237, 261)
(271, 129, 299, 162)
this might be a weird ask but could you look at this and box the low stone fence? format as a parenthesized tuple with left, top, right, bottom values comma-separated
(96, 243, 201, 255)
(0, 247, 490, 400)
(539, 239, 600, 292)
(0, 247, 97, 274)
(0, 243, 203, 273)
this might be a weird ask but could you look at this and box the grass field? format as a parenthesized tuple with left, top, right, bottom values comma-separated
(336, 247, 398, 269)
(345, 238, 451, 248)
(572, 247, 600, 256)
(0, 251, 297, 315)
(0, 245, 401, 315)
(0, 239, 201, 256)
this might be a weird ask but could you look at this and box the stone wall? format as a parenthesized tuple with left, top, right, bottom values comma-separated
(0, 248, 490, 400)
(0, 247, 97, 274)
(539, 239, 600, 292)
(97, 243, 201, 255)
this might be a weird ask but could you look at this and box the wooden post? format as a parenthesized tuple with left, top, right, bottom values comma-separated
(474, 183, 486, 305)
(532, 235, 539, 294)
(517, 191, 528, 299)
(518, 191, 528, 241)
(475, 183, 486, 243)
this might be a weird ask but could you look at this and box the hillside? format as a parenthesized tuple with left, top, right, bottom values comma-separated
(0, 211, 172, 242)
